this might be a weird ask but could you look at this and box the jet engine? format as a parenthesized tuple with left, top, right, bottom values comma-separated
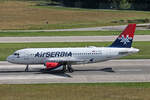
(46, 62, 60, 69)
(45, 62, 64, 72)
(44, 62, 73, 72)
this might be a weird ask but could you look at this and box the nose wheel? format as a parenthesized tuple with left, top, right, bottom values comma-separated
(25, 65, 29, 72)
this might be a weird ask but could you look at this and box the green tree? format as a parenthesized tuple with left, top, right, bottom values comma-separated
(110, 0, 120, 9)
(119, 0, 131, 10)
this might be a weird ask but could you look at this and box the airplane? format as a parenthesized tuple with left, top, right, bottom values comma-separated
(7, 24, 139, 73)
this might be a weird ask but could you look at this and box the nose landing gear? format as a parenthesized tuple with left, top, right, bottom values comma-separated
(25, 65, 29, 72)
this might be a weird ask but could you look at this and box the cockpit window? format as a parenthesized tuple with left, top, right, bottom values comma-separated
(13, 53, 20, 58)
(14, 53, 19, 55)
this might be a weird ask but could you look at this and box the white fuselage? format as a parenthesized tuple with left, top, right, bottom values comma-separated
(7, 47, 139, 65)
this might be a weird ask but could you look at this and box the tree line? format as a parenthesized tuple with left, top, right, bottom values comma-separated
(50, 0, 150, 11)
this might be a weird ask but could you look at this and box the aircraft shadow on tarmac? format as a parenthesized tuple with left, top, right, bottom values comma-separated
(0, 67, 115, 78)
(74, 67, 115, 73)
(0, 67, 115, 73)
(37, 67, 115, 78)
(0, 70, 38, 73)
(38, 67, 115, 78)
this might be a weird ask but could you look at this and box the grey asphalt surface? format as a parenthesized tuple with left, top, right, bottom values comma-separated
(0, 23, 150, 43)
(0, 59, 149, 84)
(0, 35, 150, 43)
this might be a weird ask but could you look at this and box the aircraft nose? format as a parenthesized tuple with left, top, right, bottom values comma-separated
(7, 56, 11, 62)
(7, 55, 14, 63)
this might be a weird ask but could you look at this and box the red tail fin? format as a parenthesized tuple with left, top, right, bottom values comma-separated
(109, 24, 136, 48)
(119, 24, 136, 39)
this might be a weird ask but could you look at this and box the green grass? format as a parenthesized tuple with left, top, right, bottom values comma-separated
(0, 31, 118, 37)
(0, 41, 149, 61)
(0, 83, 150, 100)
(1, 1, 150, 30)
(32, 5, 150, 29)
(0, 30, 150, 37)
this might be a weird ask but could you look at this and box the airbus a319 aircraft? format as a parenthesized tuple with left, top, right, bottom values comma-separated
(7, 24, 139, 73)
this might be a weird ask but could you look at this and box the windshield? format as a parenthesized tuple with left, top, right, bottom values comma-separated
(13, 53, 20, 58)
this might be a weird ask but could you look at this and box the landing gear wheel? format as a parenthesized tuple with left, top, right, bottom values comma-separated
(67, 64, 74, 73)
(61, 65, 67, 73)
(25, 65, 29, 72)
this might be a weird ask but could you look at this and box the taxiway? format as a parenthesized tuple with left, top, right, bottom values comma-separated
(0, 35, 150, 43)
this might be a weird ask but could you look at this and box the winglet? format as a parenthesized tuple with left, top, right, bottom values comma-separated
(109, 24, 136, 48)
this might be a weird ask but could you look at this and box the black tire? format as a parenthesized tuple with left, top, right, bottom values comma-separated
(68, 66, 74, 73)
(62, 65, 67, 72)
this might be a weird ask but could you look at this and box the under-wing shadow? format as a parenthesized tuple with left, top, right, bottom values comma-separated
(38, 67, 115, 78)
(50, 73, 72, 78)
(39, 70, 72, 78)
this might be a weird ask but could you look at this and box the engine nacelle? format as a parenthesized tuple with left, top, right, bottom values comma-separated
(46, 62, 60, 69)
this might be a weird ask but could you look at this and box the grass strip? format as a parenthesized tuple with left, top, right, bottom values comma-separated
(1, 1, 150, 30)
(0, 30, 150, 37)
(0, 41, 149, 61)
(0, 83, 150, 100)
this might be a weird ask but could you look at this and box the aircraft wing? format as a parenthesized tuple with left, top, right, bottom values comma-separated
(45, 57, 85, 64)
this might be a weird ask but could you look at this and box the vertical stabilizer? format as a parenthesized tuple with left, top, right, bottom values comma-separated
(109, 24, 136, 48)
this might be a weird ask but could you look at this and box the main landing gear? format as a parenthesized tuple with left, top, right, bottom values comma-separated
(25, 64, 29, 72)
(62, 64, 74, 73)
(67, 64, 74, 73)
(24, 64, 74, 73)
